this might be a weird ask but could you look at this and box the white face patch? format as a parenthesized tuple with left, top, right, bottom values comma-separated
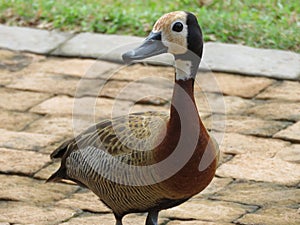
(161, 19, 188, 55)
(175, 59, 192, 81)
(152, 11, 189, 55)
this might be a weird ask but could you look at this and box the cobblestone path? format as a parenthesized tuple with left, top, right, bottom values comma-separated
(0, 49, 299, 225)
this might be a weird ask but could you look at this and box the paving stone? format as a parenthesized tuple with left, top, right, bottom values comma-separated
(52, 32, 143, 61)
(275, 144, 300, 164)
(202, 42, 300, 80)
(25, 115, 91, 137)
(34, 161, 61, 180)
(0, 201, 77, 225)
(222, 96, 255, 114)
(256, 80, 300, 101)
(2, 25, 300, 80)
(0, 25, 73, 54)
(0, 129, 61, 151)
(105, 64, 174, 81)
(7, 72, 81, 96)
(31, 58, 94, 76)
(211, 181, 300, 206)
(167, 221, 232, 225)
(196, 177, 232, 196)
(0, 110, 40, 131)
(236, 206, 300, 225)
(274, 121, 300, 143)
(198, 72, 274, 98)
(196, 93, 255, 115)
(0, 148, 50, 175)
(217, 152, 300, 185)
(0, 88, 51, 111)
(0, 175, 77, 204)
(246, 101, 300, 121)
(30, 95, 127, 118)
(218, 132, 290, 156)
(59, 212, 168, 225)
(100, 80, 173, 103)
(8, 72, 106, 97)
(208, 115, 291, 137)
(0, 49, 32, 72)
(30, 95, 167, 119)
(32, 57, 121, 79)
(161, 198, 255, 222)
(56, 189, 110, 213)
(0, 70, 17, 85)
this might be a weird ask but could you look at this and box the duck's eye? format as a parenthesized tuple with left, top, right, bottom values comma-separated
(172, 22, 183, 32)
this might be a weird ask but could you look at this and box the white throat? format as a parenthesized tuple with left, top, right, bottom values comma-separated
(175, 59, 192, 81)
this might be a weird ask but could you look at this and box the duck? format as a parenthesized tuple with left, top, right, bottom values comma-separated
(47, 11, 219, 225)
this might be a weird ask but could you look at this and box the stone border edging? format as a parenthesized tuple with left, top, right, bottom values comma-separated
(1, 25, 299, 80)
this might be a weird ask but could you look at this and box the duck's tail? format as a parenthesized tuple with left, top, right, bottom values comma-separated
(45, 166, 67, 183)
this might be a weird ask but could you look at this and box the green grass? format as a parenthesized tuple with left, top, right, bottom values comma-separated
(0, 0, 299, 52)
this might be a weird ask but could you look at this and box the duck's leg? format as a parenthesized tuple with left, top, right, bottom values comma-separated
(114, 214, 123, 225)
(145, 210, 159, 225)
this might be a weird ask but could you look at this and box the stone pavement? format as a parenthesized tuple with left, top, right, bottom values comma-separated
(1, 25, 300, 80)
(0, 26, 300, 225)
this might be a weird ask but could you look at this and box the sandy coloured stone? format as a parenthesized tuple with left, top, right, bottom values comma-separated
(211, 181, 300, 206)
(274, 121, 300, 143)
(0, 175, 77, 204)
(196, 93, 255, 115)
(26, 57, 121, 78)
(197, 72, 274, 98)
(216, 152, 300, 185)
(59, 212, 168, 225)
(56, 189, 110, 213)
(195, 177, 233, 196)
(236, 206, 300, 225)
(275, 144, 300, 164)
(208, 115, 291, 137)
(7, 72, 80, 96)
(256, 80, 300, 102)
(0, 49, 32, 71)
(30, 95, 166, 119)
(25, 115, 92, 137)
(34, 161, 61, 180)
(216, 132, 290, 156)
(0, 129, 61, 151)
(0, 148, 50, 175)
(0, 201, 77, 224)
(106, 64, 174, 81)
(160, 198, 255, 222)
(0, 110, 41, 131)
(100, 79, 173, 103)
(246, 101, 300, 121)
(32, 58, 94, 76)
(30, 95, 110, 117)
(0, 70, 16, 85)
(167, 221, 232, 225)
(58, 213, 116, 225)
(0, 88, 52, 111)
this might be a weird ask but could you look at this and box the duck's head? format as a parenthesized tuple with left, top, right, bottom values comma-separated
(122, 11, 203, 80)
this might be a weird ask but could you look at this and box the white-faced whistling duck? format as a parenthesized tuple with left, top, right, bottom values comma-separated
(47, 11, 219, 225)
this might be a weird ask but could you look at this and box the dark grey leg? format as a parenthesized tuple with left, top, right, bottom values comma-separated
(114, 213, 123, 225)
(145, 210, 159, 225)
